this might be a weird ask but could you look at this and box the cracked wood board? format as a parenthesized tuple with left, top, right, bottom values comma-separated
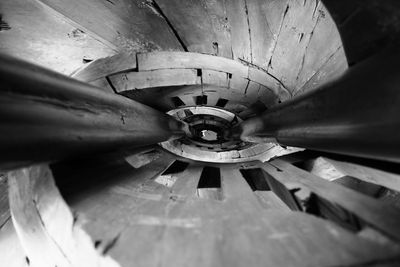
(246, 0, 276, 69)
(297, 45, 347, 95)
(154, 0, 232, 58)
(293, 4, 347, 93)
(264, 159, 400, 242)
(304, 157, 400, 192)
(72, 52, 137, 83)
(0, 0, 114, 75)
(36, 0, 183, 52)
(137, 52, 249, 78)
(108, 69, 201, 92)
(226, 0, 252, 62)
(8, 165, 119, 267)
(267, 0, 331, 92)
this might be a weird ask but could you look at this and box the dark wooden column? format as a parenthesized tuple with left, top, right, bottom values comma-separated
(231, 47, 400, 163)
(0, 54, 186, 170)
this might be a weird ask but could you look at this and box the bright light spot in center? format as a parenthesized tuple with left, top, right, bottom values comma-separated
(201, 130, 218, 141)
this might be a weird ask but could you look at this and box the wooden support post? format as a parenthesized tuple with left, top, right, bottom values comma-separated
(0, 54, 186, 170)
(232, 47, 400, 163)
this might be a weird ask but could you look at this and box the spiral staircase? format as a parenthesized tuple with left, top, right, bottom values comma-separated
(1, 0, 400, 266)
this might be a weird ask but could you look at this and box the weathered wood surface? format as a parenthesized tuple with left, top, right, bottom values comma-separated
(302, 157, 400, 192)
(263, 159, 400, 242)
(226, 0, 252, 62)
(137, 51, 249, 77)
(296, 45, 347, 95)
(8, 165, 119, 267)
(72, 52, 137, 83)
(155, 0, 232, 58)
(0, 0, 114, 75)
(109, 52, 288, 112)
(0, 218, 29, 267)
(0, 54, 184, 170)
(109, 69, 201, 92)
(36, 0, 184, 52)
(59, 160, 400, 267)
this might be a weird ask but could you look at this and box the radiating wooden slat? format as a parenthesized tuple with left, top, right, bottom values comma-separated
(294, 4, 347, 93)
(226, 0, 251, 62)
(267, 0, 321, 92)
(0, 0, 114, 75)
(155, 0, 232, 58)
(246, 0, 275, 68)
(221, 167, 263, 209)
(137, 52, 249, 78)
(306, 157, 400, 192)
(297, 46, 347, 95)
(36, 0, 183, 52)
(0, 218, 29, 267)
(108, 69, 201, 92)
(8, 165, 119, 266)
(264, 159, 400, 242)
(254, 191, 291, 211)
(72, 52, 137, 83)
(202, 70, 229, 88)
(248, 68, 291, 100)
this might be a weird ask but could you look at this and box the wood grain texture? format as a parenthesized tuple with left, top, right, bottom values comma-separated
(137, 51, 248, 78)
(305, 157, 400, 192)
(72, 52, 137, 83)
(296, 45, 347, 95)
(0, 0, 114, 75)
(226, 0, 252, 62)
(64, 163, 400, 267)
(155, 0, 232, 58)
(36, 0, 184, 52)
(294, 4, 347, 94)
(267, 0, 321, 91)
(109, 69, 201, 92)
(8, 165, 119, 266)
(265, 159, 400, 242)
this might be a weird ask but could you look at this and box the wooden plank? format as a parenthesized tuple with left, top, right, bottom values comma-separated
(264, 159, 400, 242)
(222, 167, 261, 207)
(0, 175, 9, 228)
(0, 218, 29, 267)
(226, 0, 252, 62)
(155, 0, 232, 58)
(0, 55, 183, 170)
(258, 85, 280, 107)
(0, 0, 114, 75)
(8, 165, 119, 266)
(318, 157, 400, 192)
(294, 4, 347, 93)
(261, 168, 301, 211)
(267, 0, 322, 92)
(108, 69, 200, 92)
(72, 52, 137, 82)
(88, 77, 115, 94)
(64, 161, 400, 267)
(137, 52, 249, 78)
(248, 68, 291, 101)
(246, 0, 275, 68)
(36, 0, 183, 52)
(296, 46, 347, 95)
(254, 191, 291, 211)
(202, 70, 229, 88)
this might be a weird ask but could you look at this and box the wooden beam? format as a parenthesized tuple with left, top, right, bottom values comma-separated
(0, 54, 185, 170)
(8, 164, 120, 266)
(262, 159, 400, 242)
